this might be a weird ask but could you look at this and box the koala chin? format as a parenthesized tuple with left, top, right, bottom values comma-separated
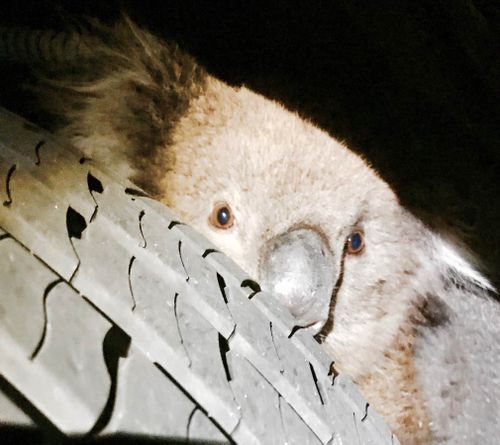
(4, 16, 499, 444)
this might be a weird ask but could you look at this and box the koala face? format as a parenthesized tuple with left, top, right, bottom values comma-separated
(163, 77, 426, 377)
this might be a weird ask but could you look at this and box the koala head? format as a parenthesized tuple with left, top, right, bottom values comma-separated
(162, 77, 432, 378)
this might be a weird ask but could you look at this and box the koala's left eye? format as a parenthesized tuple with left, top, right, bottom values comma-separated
(209, 202, 234, 229)
(346, 230, 364, 254)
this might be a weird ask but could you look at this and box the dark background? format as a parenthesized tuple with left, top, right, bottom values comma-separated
(2, 0, 499, 287)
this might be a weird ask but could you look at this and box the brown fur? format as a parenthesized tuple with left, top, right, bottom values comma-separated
(356, 326, 432, 444)
(26, 18, 207, 195)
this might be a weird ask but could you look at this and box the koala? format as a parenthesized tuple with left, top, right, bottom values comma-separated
(1, 17, 498, 444)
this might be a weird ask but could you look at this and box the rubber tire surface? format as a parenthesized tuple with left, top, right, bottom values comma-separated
(0, 107, 398, 444)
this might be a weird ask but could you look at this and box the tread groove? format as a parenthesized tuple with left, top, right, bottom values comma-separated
(127, 256, 137, 311)
(87, 325, 131, 436)
(174, 291, 192, 366)
(34, 140, 45, 166)
(3, 164, 16, 207)
(30, 278, 64, 360)
(66, 206, 87, 283)
(138, 210, 147, 248)
(218, 333, 232, 382)
(87, 172, 104, 223)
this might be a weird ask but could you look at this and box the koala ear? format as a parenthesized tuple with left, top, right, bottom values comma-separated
(415, 235, 500, 442)
(4, 17, 206, 197)
(432, 234, 495, 294)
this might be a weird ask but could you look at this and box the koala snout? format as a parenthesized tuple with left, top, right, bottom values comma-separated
(259, 228, 337, 333)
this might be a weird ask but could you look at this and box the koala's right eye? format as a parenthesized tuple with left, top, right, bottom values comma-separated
(209, 202, 234, 229)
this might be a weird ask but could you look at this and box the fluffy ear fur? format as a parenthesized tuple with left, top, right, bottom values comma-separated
(9, 17, 207, 194)
(413, 236, 499, 444)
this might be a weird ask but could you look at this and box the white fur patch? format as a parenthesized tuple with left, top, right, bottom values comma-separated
(433, 235, 495, 292)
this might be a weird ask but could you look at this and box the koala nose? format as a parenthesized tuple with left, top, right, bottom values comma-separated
(259, 228, 336, 334)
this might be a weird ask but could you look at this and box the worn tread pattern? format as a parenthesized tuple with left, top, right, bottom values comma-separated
(0, 107, 398, 444)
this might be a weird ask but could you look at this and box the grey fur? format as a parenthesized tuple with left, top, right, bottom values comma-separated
(415, 277, 500, 444)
